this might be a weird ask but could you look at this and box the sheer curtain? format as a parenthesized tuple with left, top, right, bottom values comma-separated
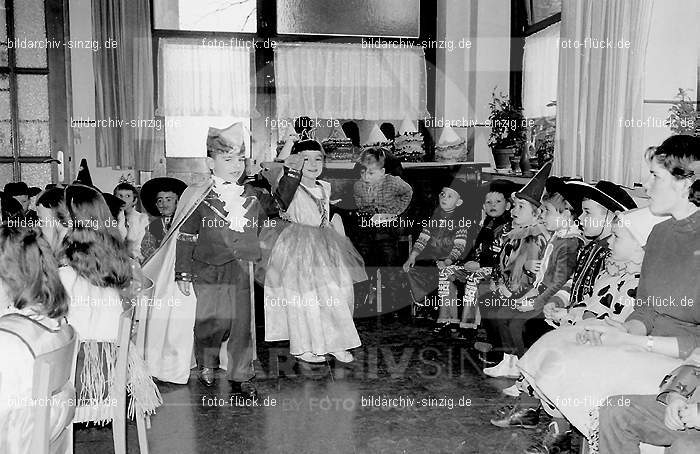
(92, 0, 155, 170)
(554, 0, 655, 185)
(523, 23, 560, 119)
(275, 43, 428, 120)
(157, 38, 254, 117)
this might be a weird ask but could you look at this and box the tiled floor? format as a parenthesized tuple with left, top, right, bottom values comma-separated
(75, 317, 564, 454)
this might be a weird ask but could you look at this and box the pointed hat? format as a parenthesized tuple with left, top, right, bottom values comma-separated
(74, 158, 93, 187)
(514, 160, 552, 208)
(207, 122, 246, 155)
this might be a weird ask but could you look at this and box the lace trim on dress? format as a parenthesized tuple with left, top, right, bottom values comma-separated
(588, 406, 600, 454)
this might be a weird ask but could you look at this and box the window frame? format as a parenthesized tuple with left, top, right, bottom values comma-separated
(0, 0, 67, 185)
(150, 0, 437, 159)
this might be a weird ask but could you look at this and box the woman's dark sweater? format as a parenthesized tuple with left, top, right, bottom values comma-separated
(627, 209, 700, 358)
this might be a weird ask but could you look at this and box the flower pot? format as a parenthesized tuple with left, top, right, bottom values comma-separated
(491, 147, 516, 170)
(509, 156, 520, 173)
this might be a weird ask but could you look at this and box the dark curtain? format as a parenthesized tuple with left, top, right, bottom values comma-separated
(92, 0, 155, 171)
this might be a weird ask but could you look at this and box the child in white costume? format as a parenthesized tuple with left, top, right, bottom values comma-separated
(260, 139, 366, 363)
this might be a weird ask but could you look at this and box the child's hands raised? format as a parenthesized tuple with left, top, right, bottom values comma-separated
(284, 154, 305, 171)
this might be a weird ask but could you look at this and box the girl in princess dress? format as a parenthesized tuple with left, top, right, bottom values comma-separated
(260, 139, 367, 363)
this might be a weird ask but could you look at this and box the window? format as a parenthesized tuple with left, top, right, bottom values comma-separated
(153, 0, 257, 33)
(522, 23, 559, 119)
(277, 0, 419, 37)
(0, 0, 68, 188)
(153, 0, 433, 165)
(524, 0, 562, 27)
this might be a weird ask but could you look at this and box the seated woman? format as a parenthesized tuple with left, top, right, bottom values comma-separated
(513, 135, 699, 453)
(0, 226, 74, 454)
(61, 184, 161, 424)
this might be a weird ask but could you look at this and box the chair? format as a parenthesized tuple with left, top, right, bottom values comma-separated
(376, 233, 413, 316)
(113, 307, 151, 454)
(30, 325, 79, 454)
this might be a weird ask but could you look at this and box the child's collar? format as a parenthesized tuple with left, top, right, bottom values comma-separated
(551, 225, 584, 240)
(212, 175, 236, 186)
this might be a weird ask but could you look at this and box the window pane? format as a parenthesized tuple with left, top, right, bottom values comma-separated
(13, 0, 48, 68)
(0, 163, 13, 183)
(0, 74, 11, 156)
(17, 74, 49, 121)
(528, 0, 562, 25)
(0, 0, 8, 66)
(20, 163, 52, 188)
(19, 121, 50, 156)
(153, 0, 256, 33)
(277, 0, 420, 37)
(17, 75, 50, 156)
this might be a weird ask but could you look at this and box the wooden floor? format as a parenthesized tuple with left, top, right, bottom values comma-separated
(75, 317, 572, 454)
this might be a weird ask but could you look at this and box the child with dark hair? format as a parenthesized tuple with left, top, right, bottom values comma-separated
(61, 183, 161, 424)
(353, 147, 413, 316)
(260, 139, 366, 364)
(113, 182, 149, 260)
(454, 179, 516, 332)
(403, 178, 472, 333)
(0, 192, 23, 224)
(691, 179, 700, 206)
(3, 182, 38, 222)
(35, 187, 71, 253)
(0, 226, 75, 452)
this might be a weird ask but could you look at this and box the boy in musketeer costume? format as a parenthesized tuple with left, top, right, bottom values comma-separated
(142, 123, 263, 398)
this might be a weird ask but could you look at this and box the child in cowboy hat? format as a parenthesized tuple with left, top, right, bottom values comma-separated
(139, 177, 187, 262)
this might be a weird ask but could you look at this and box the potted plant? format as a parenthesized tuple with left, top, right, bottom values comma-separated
(532, 116, 556, 169)
(667, 88, 699, 136)
(488, 89, 527, 170)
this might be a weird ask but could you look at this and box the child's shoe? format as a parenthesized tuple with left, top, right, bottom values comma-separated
(329, 351, 354, 363)
(490, 405, 540, 429)
(502, 384, 521, 397)
(483, 354, 520, 378)
(432, 321, 450, 335)
(296, 352, 326, 363)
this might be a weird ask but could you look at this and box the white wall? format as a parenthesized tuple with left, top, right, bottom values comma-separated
(68, 0, 135, 191)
